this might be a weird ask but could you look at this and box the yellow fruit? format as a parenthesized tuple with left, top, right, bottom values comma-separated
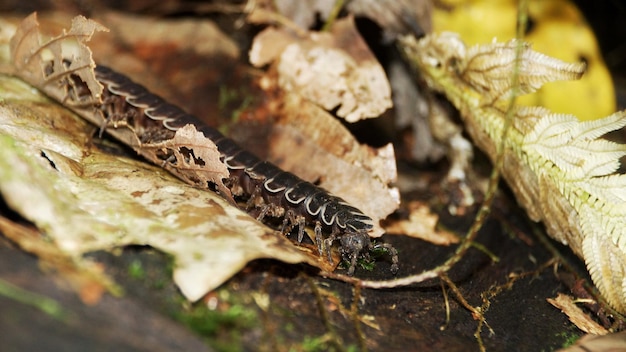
(433, 0, 615, 120)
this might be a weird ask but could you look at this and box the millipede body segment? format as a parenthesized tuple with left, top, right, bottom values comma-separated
(92, 65, 398, 275)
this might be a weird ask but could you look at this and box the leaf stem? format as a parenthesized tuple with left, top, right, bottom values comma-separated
(322, 0, 346, 32)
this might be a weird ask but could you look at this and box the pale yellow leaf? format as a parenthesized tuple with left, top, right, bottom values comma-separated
(0, 74, 313, 301)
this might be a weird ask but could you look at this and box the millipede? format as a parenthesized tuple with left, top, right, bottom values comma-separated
(72, 65, 399, 275)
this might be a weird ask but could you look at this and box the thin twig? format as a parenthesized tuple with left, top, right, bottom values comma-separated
(306, 276, 347, 352)
(350, 284, 367, 352)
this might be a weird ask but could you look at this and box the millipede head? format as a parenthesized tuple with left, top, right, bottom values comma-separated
(339, 229, 372, 276)
(339, 230, 399, 276)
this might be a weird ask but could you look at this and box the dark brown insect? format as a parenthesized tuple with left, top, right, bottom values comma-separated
(91, 65, 399, 275)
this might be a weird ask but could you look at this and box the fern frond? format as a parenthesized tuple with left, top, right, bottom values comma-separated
(400, 32, 626, 313)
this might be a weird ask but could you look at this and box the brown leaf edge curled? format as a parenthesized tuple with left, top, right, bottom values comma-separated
(10, 12, 106, 103)
(9, 12, 230, 198)
(142, 125, 231, 196)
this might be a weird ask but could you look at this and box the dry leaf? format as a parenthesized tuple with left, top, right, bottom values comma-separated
(247, 13, 399, 236)
(243, 29, 401, 234)
(0, 73, 316, 301)
(10, 13, 107, 102)
(384, 202, 459, 245)
(10, 13, 230, 201)
(250, 16, 392, 122)
(142, 124, 231, 196)
(252, 91, 399, 237)
(547, 293, 608, 335)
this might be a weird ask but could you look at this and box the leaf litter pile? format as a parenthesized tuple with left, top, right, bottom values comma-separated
(1, 3, 626, 351)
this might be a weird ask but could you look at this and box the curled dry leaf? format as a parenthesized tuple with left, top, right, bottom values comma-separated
(0, 73, 315, 301)
(142, 124, 232, 198)
(401, 32, 626, 313)
(250, 15, 392, 123)
(10, 13, 107, 102)
(247, 12, 399, 235)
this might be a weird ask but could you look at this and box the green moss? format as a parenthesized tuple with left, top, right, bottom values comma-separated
(217, 86, 254, 126)
(176, 291, 258, 352)
(557, 330, 582, 348)
(288, 335, 359, 352)
(127, 258, 145, 280)
(300, 335, 330, 352)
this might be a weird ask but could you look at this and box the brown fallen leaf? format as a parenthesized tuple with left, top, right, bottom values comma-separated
(244, 90, 399, 237)
(10, 12, 231, 204)
(384, 201, 459, 245)
(548, 293, 608, 335)
(250, 15, 392, 123)
(247, 14, 398, 233)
